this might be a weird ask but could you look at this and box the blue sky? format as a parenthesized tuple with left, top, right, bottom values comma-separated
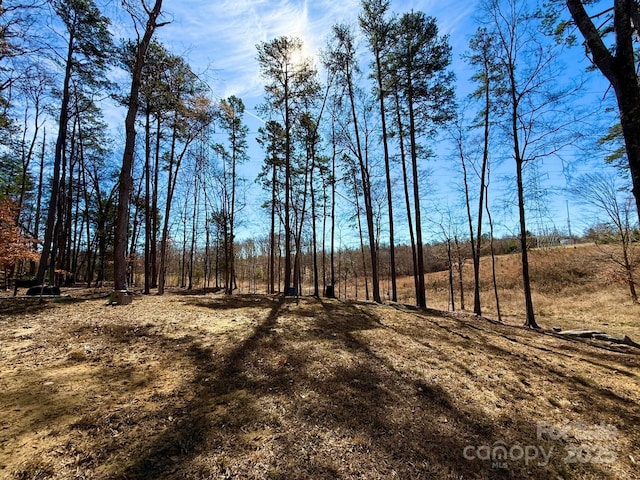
(159, 0, 479, 102)
(143, 0, 618, 242)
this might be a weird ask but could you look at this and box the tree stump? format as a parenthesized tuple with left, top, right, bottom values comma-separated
(109, 290, 132, 305)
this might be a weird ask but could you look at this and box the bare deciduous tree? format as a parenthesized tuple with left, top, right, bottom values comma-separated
(482, 0, 581, 327)
(113, 0, 166, 293)
(570, 171, 639, 302)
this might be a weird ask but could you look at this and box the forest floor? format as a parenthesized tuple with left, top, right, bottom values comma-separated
(0, 288, 639, 479)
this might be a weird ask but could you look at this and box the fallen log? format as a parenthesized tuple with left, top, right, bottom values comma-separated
(592, 333, 640, 349)
(557, 329, 606, 338)
(556, 329, 640, 350)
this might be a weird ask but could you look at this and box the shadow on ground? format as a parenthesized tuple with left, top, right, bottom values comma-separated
(111, 297, 635, 479)
(180, 293, 281, 311)
(5, 293, 637, 479)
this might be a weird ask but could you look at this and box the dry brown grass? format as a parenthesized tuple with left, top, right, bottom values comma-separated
(417, 243, 640, 339)
(0, 287, 638, 479)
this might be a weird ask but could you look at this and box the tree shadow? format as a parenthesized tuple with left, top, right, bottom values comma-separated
(180, 292, 281, 311)
(299, 299, 508, 478)
(71, 295, 634, 479)
(298, 300, 629, 480)
(9, 294, 632, 479)
(169, 287, 223, 296)
(0, 297, 56, 317)
(114, 295, 286, 479)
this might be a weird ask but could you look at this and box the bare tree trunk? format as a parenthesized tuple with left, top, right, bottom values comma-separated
(485, 184, 502, 321)
(71, 160, 83, 282)
(158, 115, 196, 294)
(621, 232, 638, 302)
(157, 137, 174, 296)
(151, 114, 161, 288)
(516, 156, 537, 327)
(345, 62, 380, 303)
(407, 79, 426, 309)
(353, 173, 370, 301)
(204, 217, 210, 289)
(454, 235, 465, 310)
(144, 108, 152, 294)
(180, 200, 188, 289)
(456, 128, 475, 313)
(374, 44, 397, 302)
(330, 120, 337, 296)
(114, 0, 165, 292)
(505, 31, 538, 328)
(310, 154, 319, 297)
(226, 127, 238, 295)
(71, 110, 88, 283)
(394, 89, 418, 305)
(53, 123, 69, 286)
(322, 177, 328, 294)
(63, 121, 76, 281)
(18, 93, 43, 219)
(474, 65, 491, 316)
(128, 175, 144, 288)
(38, 34, 74, 285)
(292, 154, 311, 297)
(283, 85, 293, 294)
(32, 128, 46, 276)
(214, 236, 220, 288)
(447, 238, 455, 311)
(269, 160, 277, 294)
(81, 169, 93, 285)
(188, 176, 197, 290)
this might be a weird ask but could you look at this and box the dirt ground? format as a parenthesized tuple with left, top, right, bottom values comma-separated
(0, 289, 638, 479)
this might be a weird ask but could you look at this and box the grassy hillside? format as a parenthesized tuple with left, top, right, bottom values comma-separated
(416, 243, 640, 339)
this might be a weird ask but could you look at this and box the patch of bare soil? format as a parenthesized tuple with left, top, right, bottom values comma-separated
(0, 291, 638, 479)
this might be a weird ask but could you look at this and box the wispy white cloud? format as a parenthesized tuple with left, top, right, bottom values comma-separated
(156, 0, 479, 104)
(157, 0, 364, 100)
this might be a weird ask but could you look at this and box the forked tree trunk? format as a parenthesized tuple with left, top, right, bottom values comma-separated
(114, 0, 164, 292)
